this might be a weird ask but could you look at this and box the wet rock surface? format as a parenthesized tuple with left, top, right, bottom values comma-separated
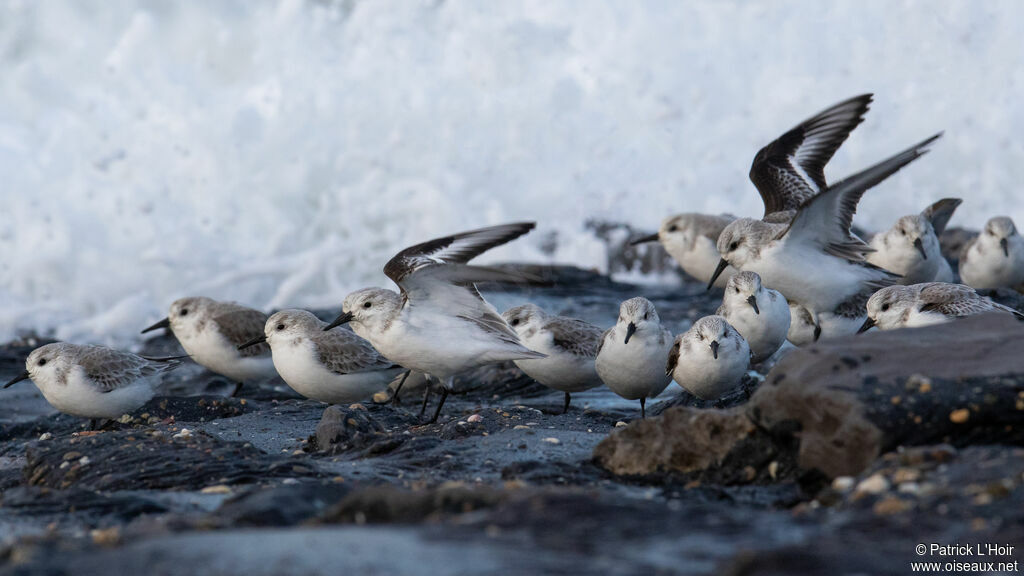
(1, 267, 1021, 575)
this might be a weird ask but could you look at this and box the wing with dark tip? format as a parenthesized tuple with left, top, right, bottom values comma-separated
(79, 347, 181, 393)
(780, 133, 942, 262)
(665, 340, 681, 376)
(920, 198, 962, 236)
(917, 283, 1022, 318)
(212, 307, 270, 358)
(546, 317, 604, 358)
(750, 94, 873, 216)
(383, 222, 536, 286)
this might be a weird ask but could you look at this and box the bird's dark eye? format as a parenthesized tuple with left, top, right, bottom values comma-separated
(511, 319, 520, 326)
(363, 301, 372, 309)
(734, 287, 740, 293)
(38, 358, 47, 366)
(668, 225, 678, 232)
(900, 229, 906, 236)
(276, 324, 285, 331)
(181, 309, 189, 316)
(643, 312, 649, 320)
(729, 242, 738, 251)
(881, 303, 890, 312)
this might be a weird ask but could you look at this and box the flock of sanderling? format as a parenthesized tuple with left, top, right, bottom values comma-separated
(6, 94, 1024, 428)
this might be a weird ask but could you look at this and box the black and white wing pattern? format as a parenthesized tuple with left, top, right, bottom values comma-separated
(384, 223, 542, 353)
(917, 283, 1023, 319)
(383, 222, 536, 286)
(750, 94, 873, 217)
(546, 316, 604, 358)
(79, 347, 181, 393)
(781, 133, 942, 262)
(920, 198, 962, 236)
(313, 327, 399, 375)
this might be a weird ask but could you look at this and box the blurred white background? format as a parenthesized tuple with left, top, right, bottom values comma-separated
(1, 0, 1022, 344)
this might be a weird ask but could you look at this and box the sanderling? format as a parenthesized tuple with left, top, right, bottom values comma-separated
(787, 286, 872, 345)
(502, 303, 604, 414)
(142, 297, 275, 396)
(959, 216, 1024, 291)
(716, 271, 789, 362)
(237, 309, 405, 405)
(4, 343, 182, 427)
(867, 198, 961, 284)
(594, 297, 674, 418)
(666, 315, 750, 400)
(323, 222, 545, 423)
(860, 282, 1023, 332)
(630, 213, 738, 288)
(710, 132, 942, 331)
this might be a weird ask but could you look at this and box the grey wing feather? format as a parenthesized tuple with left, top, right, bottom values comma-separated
(213, 307, 270, 358)
(79, 348, 179, 393)
(750, 94, 873, 216)
(596, 327, 614, 358)
(546, 317, 603, 358)
(917, 283, 1021, 318)
(315, 330, 397, 374)
(665, 340, 681, 376)
(920, 198, 962, 236)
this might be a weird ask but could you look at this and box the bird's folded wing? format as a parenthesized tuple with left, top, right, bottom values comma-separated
(918, 283, 1021, 318)
(214, 308, 270, 357)
(79, 348, 177, 393)
(546, 317, 603, 358)
(779, 133, 942, 262)
(750, 94, 873, 217)
(315, 329, 398, 374)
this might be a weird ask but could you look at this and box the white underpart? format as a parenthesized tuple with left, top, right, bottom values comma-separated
(867, 229, 949, 284)
(595, 324, 673, 401)
(720, 288, 790, 363)
(671, 333, 750, 400)
(513, 324, 603, 394)
(32, 366, 157, 420)
(174, 323, 276, 383)
(661, 233, 736, 288)
(270, 339, 401, 404)
(960, 235, 1024, 289)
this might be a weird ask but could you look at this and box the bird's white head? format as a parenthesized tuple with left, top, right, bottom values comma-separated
(864, 285, 916, 331)
(684, 315, 738, 360)
(617, 297, 661, 344)
(716, 218, 769, 269)
(724, 271, 763, 314)
(502, 303, 545, 336)
(264, 309, 322, 347)
(335, 288, 403, 337)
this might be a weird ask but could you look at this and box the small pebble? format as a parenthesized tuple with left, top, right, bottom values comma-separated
(949, 408, 970, 424)
(615, 421, 628, 428)
(467, 414, 483, 423)
(173, 428, 194, 440)
(832, 476, 855, 492)
(542, 437, 560, 445)
(38, 433, 52, 441)
(200, 484, 232, 494)
(855, 473, 890, 495)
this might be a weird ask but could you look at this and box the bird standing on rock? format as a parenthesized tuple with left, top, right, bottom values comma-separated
(595, 297, 674, 418)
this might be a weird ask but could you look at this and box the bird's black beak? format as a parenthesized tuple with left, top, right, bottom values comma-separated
(857, 317, 876, 334)
(1001, 238, 1009, 257)
(237, 334, 267, 351)
(707, 259, 729, 291)
(324, 311, 353, 331)
(624, 322, 637, 344)
(3, 371, 30, 389)
(710, 340, 719, 359)
(141, 317, 171, 334)
(913, 237, 927, 260)
(630, 233, 660, 246)
(746, 294, 760, 315)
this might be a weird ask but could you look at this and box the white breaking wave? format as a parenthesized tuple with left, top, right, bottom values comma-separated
(1, 0, 1023, 345)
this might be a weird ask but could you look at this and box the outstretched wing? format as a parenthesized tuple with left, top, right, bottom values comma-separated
(314, 328, 399, 375)
(781, 133, 942, 262)
(213, 306, 270, 358)
(920, 198, 962, 236)
(383, 222, 536, 286)
(79, 347, 180, 393)
(750, 94, 873, 217)
(546, 317, 603, 358)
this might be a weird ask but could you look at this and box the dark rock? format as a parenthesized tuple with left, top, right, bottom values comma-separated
(24, 429, 322, 490)
(0, 486, 168, 523)
(210, 481, 351, 527)
(315, 484, 509, 524)
(313, 404, 404, 454)
(751, 313, 1024, 478)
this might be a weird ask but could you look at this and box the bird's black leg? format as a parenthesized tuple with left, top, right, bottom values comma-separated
(231, 381, 244, 397)
(89, 419, 99, 431)
(640, 398, 646, 419)
(391, 370, 411, 405)
(428, 388, 450, 424)
(562, 392, 571, 415)
(419, 386, 432, 418)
